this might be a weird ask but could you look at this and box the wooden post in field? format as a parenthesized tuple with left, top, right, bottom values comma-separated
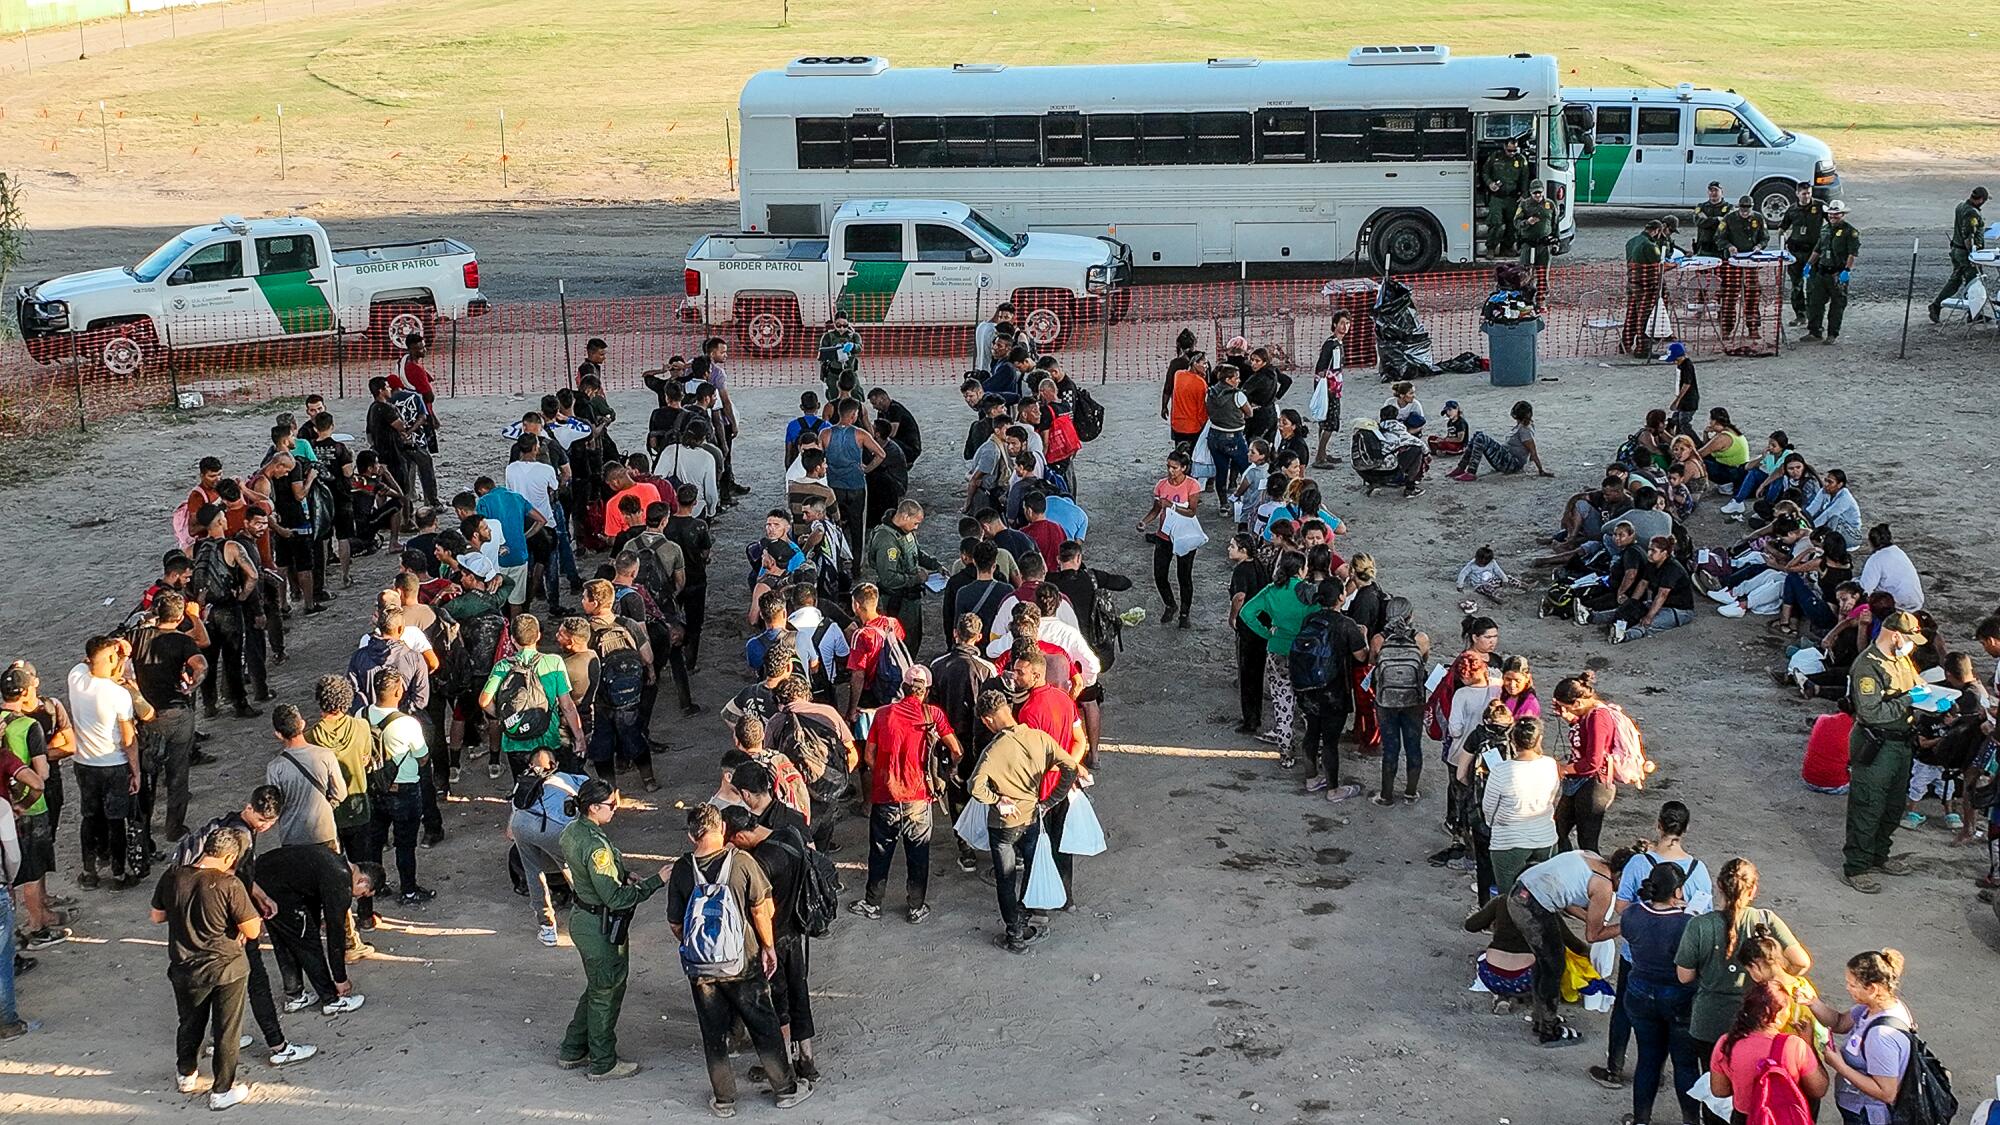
(277, 104, 286, 180)
(499, 109, 509, 187)
(97, 100, 110, 169)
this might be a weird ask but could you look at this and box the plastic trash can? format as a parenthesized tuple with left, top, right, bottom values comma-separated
(1481, 318, 1542, 387)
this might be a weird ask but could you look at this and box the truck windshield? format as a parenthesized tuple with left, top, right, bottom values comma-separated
(964, 209, 1021, 256)
(1735, 99, 1790, 146)
(132, 235, 196, 282)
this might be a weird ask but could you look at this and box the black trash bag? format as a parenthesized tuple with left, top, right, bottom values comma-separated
(1370, 278, 1442, 380)
(1436, 352, 1488, 375)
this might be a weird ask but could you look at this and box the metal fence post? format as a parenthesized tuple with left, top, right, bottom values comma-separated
(450, 316, 459, 397)
(1898, 237, 1918, 360)
(1098, 281, 1112, 387)
(559, 280, 574, 387)
(1237, 261, 1247, 341)
(69, 331, 85, 431)
(335, 326, 345, 399)
(167, 336, 181, 410)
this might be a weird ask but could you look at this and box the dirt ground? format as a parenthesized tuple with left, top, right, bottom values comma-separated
(1, 286, 1997, 1122)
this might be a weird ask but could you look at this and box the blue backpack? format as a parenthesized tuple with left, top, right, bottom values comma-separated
(678, 849, 748, 979)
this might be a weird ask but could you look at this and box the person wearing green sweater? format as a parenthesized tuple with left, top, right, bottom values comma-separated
(1238, 552, 1311, 767)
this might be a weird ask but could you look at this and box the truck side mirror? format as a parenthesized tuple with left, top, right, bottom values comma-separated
(968, 248, 992, 264)
(169, 268, 194, 286)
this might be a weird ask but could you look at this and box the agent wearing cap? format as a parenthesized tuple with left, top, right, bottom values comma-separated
(1622, 219, 1667, 357)
(1930, 185, 1989, 322)
(1692, 181, 1729, 256)
(1842, 608, 1925, 893)
(1778, 183, 1827, 326)
(1482, 136, 1530, 259)
(1513, 183, 1556, 282)
(1804, 201, 1860, 342)
(1718, 195, 1770, 338)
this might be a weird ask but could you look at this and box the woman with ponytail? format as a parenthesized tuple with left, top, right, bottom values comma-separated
(555, 778, 671, 1079)
(1706, 979, 1828, 1122)
(1807, 949, 1913, 1124)
(1673, 858, 1810, 1077)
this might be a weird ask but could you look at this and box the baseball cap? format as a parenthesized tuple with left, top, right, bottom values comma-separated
(459, 554, 499, 581)
(900, 664, 933, 693)
(1882, 610, 1922, 634)
(0, 663, 33, 700)
(1443, 399, 1460, 412)
(1403, 410, 1426, 430)
(1660, 341, 1687, 363)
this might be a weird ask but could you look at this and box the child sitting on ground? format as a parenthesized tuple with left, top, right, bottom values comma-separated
(1427, 400, 1470, 454)
(1456, 545, 1525, 607)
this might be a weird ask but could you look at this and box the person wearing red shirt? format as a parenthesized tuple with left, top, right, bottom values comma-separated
(844, 584, 908, 714)
(599, 466, 662, 540)
(1007, 638, 1090, 901)
(1550, 673, 1620, 854)
(852, 666, 960, 925)
(1017, 491, 1069, 565)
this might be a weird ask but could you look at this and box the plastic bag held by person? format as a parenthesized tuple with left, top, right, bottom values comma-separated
(954, 800, 990, 851)
(1059, 789, 1107, 856)
(1023, 826, 1068, 909)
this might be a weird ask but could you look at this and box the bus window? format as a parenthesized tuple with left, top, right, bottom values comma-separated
(992, 116, 1042, 166)
(1188, 112, 1252, 164)
(1088, 114, 1139, 164)
(1373, 112, 1420, 160)
(842, 223, 904, 262)
(1138, 114, 1191, 164)
(1694, 107, 1759, 147)
(1594, 106, 1633, 146)
(847, 117, 890, 166)
(1254, 108, 1311, 163)
(797, 118, 848, 169)
(1420, 109, 1472, 159)
(1314, 110, 1368, 163)
(1636, 108, 1682, 147)
(893, 117, 947, 167)
(1043, 114, 1086, 165)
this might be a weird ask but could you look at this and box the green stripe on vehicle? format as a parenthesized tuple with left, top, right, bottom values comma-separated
(835, 261, 908, 323)
(254, 270, 335, 334)
(1581, 143, 1632, 204)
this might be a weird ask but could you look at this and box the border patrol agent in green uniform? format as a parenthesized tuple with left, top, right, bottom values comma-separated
(1842, 610, 1925, 894)
(1691, 181, 1729, 257)
(1805, 200, 1859, 342)
(1621, 219, 1665, 357)
(556, 778, 667, 1078)
(1718, 195, 1769, 337)
(1483, 138, 1530, 259)
(1929, 186, 1988, 322)
(1514, 184, 1556, 273)
(1777, 183, 1826, 326)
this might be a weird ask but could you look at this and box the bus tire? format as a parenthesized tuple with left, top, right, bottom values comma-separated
(371, 300, 436, 354)
(1752, 178, 1797, 226)
(736, 297, 799, 356)
(1367, 213, 1443, 275)
(1015, 290, 1074, 350)
(83, 319, 159, 377)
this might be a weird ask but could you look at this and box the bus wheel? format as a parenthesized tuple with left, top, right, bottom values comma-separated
(1369, 214, 1443, 275)
(736, 298, 798, 356)
(1753, 179, 1797, 226)
(1017, 293, 1072, 349)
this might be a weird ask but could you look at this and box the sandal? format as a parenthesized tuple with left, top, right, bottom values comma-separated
(1537, 1024, 1583, 1048)
(1277, 754, 1296, 770)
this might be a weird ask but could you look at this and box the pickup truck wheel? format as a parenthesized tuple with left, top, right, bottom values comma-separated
(1018, 295, 1073, 350)
(735, 298, 799, 356)
(101, 334, 146, 377)
(372, 303, 436, 354)
(83, 321, 158, 377)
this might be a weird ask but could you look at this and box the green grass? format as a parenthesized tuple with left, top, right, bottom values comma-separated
(3, 0, 1997, 199)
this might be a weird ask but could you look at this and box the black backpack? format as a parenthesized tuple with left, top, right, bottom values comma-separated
(493, 652, 554, 741)
(1090, 585, 1123, 671)
(773, 825, 840, 939)
(459, 612, 512, 685)
(633, 531, 675, 603)
(1288, 610, 1339, 694)
(590, 621, 647, 712)
(1868, 1016, 1958, 1125)
(1072, 387, 1105, 443)
(772, 709, 843, 792)
(192, 538, 240, 606)
(424, 612, 469, 698)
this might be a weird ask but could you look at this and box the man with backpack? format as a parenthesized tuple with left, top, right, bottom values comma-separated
(1049, 540, 1132, 761)
(662, 485, 714, 671)
(190, 503, 263, 720)
(579, 580, 657, 792)
(304, 676, 380, 943)
(665, 804, 813, 1115)
(846, 583, 915, 717)
(479, 616, 584, 781)
(506, 748, 588, 947)
(720, 803, 823, 1086)
(769, 676, 858, 853)
(1290, 582, 1371, 804)
(610, 550, 698, 722)
(930, 613, 999, 873)
(262, 706, 345, 853)
(865, 501, 941, 658)
(365, 670, 434, 907)
(127, 592, 208, 848)
(785, 585, 849, 709)
(853, 664, 962, 926)
(1370, 596, 1432, 806)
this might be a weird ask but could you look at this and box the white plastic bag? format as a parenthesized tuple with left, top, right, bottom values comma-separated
(1787, 647, 1827, 677)
(1189, 422, 1216, 481)
(1161, 510, 1208, 557)
(1023, 825, 1068, 909)
(1058, 789, 1107, 856)
(1306, 377, 1330, 423)
(1688, 1073, 1734, 1120)
(954, 800, 990, 851)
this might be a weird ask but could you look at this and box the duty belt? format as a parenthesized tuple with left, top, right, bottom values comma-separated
(571, 899, 607, 916)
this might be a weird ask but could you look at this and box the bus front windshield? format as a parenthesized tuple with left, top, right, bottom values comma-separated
(1543, 109, 1571, 169)
(132, 235, 197, 282)
(965, 209, 1023, 256)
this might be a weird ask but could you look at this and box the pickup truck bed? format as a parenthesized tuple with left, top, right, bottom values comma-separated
(687, 235, 829, 262)
(332, 238, 475, 267)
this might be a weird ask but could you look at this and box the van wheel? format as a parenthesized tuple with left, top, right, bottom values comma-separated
(1369, 214, 1443, 274)
(372, 302, 436, 353)
(736, 298, 799, 356)
(1753, 180, 1797, 226)
(1016, 292, 1073, 349)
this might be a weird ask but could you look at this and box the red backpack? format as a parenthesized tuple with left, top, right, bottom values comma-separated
(1745, 1035, 1814, 1125)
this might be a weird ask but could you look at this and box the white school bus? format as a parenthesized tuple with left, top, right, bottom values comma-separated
(735, 47, 1578, 274)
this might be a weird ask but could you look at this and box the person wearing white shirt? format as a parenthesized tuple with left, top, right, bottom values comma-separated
(1805, 469, 1861, 547)
(654, 424, 720, 518)
(1481, 717, 1561, 896)
(787, 598, 850, 702)
(366, 672, 434, 903)
(984, 611, 1101, 690)
(1857, 525, 1924, 611)
(68, 639, 140, 888)
(505, 446, 561, 525)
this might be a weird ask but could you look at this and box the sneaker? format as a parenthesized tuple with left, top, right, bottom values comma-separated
(449, 766, 463, 785)
(955, 853, 978, 875)
(24, 927, 72, 950)
(269, 1043, 317, 1066)
(1326, 784, 1362, 803)
(1877, 855, 1916, 876)
(356, 913, 379, 932)
(1588, 1065, 1626, 1089)
(0, 1020, 40, 1039)
(1610, 620, 1628, 645)
(1841, 871, 1882, 894)
(177, 1072, 201, 1094)
(1253, 730, 1284, 745)
(538, 925, 560, 947)
(1900, 811, 1926, 830)
(282, 991, 322, 1014)
(775, 1079, 816, 1109)
(1444, 854, 1478, 872)
(1004, 925, 1049, 953)
(588, 1059, 641, 1081)
(906, 904, 932, 925)
(1448, 470, 1476, 483)
(1370, 794, 1394, 807)
(1946, 813, 1966, 831)
(209, 1083, 250, 1110)
(77, 869, 100, 890)
(1705, 588, 1737, 605)
(1571, 599, 1591, 626)
(556, 1054, 591, 1070)
(1404, 485, 1426, 498)
(1719, 499, 1744, 515)
(1303, 776, 1329, 793)
(1717, 602, 1746, 618)
(487, 762, 502, 781)
(709, 1097, 737, 1118)
(402, 887, 437, 904)
(347, 941, 377, 959)
(848, 900, 882, 920)
(321, 994, 366, 1015)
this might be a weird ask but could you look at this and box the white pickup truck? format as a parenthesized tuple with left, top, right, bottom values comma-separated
(14, 215, 488, 376)
(682, 199, 1130, 353)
